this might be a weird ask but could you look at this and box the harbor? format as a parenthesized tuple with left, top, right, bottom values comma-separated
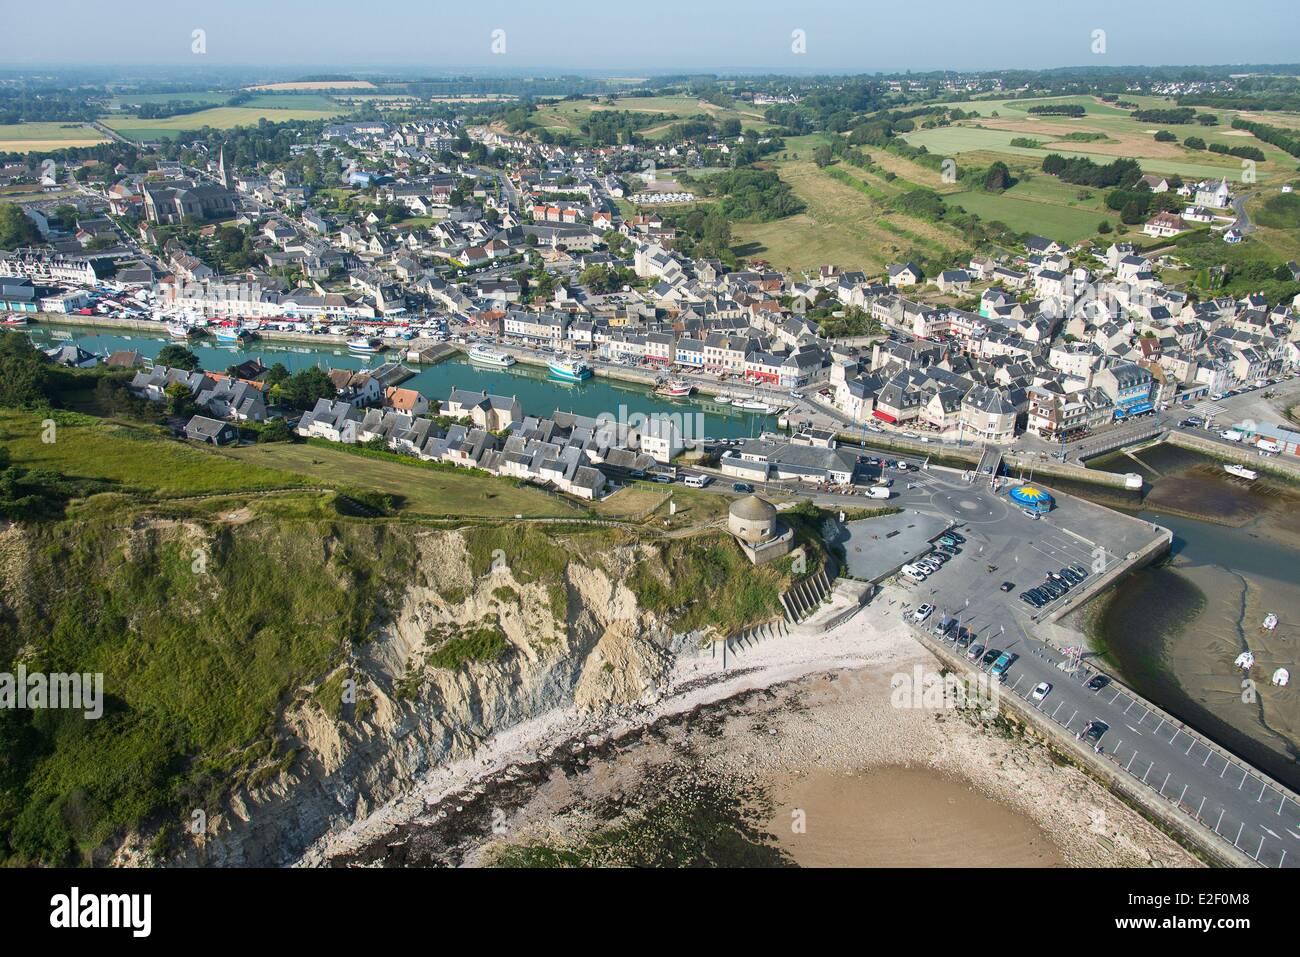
(25, 318, 784, 442)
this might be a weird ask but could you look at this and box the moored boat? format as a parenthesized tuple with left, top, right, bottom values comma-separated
(1, 313, 29, 326)
(548, 353, 592, 382)
(347, 337, 384, 354)
(468, 344, 516, 368)
(1224, 463, 1258, 481)
(214, 325, 252, 343)
(656, 379, 693, 397)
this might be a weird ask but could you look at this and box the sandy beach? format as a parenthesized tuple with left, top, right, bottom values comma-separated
(307, 587, 1201, 868)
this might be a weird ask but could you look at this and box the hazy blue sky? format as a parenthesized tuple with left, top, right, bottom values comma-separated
(3, 0, 1296, 72)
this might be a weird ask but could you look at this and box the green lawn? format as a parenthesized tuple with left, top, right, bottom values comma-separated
(222, 441, 584, 519)
(0, 410, 304, 497)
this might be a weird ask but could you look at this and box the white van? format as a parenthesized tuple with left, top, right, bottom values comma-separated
(684, 474, 710, 488)
(901, 564, 927, 582)
(865, 485, 891, 499)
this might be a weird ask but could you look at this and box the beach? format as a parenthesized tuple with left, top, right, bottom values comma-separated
(309, 587, 1200, 868)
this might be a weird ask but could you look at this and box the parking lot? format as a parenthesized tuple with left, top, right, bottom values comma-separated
(873, 469, 1298, 868)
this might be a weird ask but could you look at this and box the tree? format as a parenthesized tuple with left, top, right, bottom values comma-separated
(164, 381, 196, 419)
(155, 344, 200, 371)
(983, 161, 1012, 192)
(813, 144, 833, 168)
(0, 203, 41, 250)
(278, 367, 335, 411)
(256, 419, 293, 443)
(1098, 220, 1113, 234)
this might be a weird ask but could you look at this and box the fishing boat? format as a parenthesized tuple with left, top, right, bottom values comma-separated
(1, 313, 29, 326)
(656, 379, 694, 398)
(468, 344, 516, 368)
(214, 325, 252, 344)
(1224, 463, 1258, 481)
(548, 353, 592, 382)
(1264, 613, 1279, 631)
(166, 321, 201, 339)
(1234, 651, 1255, 671)
(347, 337, 384, 354)
(1272, 668, 1290, 687)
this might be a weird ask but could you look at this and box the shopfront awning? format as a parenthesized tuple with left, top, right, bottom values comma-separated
(872, 409, 897, 424)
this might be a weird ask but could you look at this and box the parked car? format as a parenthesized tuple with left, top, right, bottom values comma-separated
(1087, 675, 1110, 691)
(913, 603, 934, 623)
(1019, 592, 1040, 607)
(991, 652, 1016, 678)
(981, 648, 1001, 666)
(1000, 581, 1016, 592)
(732, 482, 754, 493)
(1030, 681, 1052, 702)
(967, 643, 985, 660)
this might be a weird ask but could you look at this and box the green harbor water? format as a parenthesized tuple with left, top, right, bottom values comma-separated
(29, 321, 780, 441)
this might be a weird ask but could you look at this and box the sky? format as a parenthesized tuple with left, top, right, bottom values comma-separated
(3, 0, 1297, 74)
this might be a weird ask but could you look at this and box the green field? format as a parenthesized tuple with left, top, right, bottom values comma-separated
(731, 135, 970, 273)
(0, 410, 305, 496)
(944, 187, 1116, 243)
(102, 104, 344, 140)
(0, 121, 110, 152)
(112, 91, 232, 107)
(902, 125, 1267, 182)
(223, 441, 583, 519)
(531, 94, 768, 140)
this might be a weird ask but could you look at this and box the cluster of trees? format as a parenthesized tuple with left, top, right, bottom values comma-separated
(1027, 104, 1086, 117)
(1231, 118, 1300, 160)
(0, 84, 106, 124)
(696, 168, 802, 221)
(1154, 130, 1177, 142)
(1207, 142, 1265, 162)
(1131, 107, 1199, 124)
(1041, 154, 1142, 189)
(577, 109, 667, 146)
(577, 262, 637, 294)
(662, 206, 734, 263)
(0, 203, 41, 251)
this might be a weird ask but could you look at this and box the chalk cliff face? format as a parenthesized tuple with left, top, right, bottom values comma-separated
(150, 529, 683, 867)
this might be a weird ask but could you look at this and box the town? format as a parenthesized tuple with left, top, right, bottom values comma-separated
(0, 3, 1298, 903)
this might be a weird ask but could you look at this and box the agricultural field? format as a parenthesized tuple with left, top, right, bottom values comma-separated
(101, 103, 345, 140)
(940, 170, 1126, 243)
(111, 90, 232, 107)
(245, 80, 377, 91)
(731, 135, 970, 274)
(910, 93, 1300, 184)
(530, 94, 768, 139)
(0, 121, 109, 152)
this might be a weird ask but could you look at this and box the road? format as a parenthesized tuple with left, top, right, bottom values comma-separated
(869, 468, 1300, 868)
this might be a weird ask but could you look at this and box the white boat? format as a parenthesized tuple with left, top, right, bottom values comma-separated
(1, 314, 29, 326)
(1263, 613, 1278, 631)
(347, 337, 384, 354)
(712, 392, 732, 405)
(1234, 651, 1255, 671)
(1224, 463, 1258, 481)
(468, 344, 516, 368)
(658, 379, 694, 397)
(1272, 668, 1290, 687)
(548, 354, 592, 382)
(735, 398, 774, 413)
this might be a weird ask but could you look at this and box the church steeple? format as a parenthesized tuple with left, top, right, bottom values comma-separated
(217, 146, 229, 189)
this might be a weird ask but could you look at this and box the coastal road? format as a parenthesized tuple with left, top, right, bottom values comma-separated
(888, 476, 1299, 867)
